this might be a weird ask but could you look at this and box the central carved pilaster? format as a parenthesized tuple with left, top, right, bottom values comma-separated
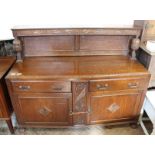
(73, 82, 88, 112)
(72, 82, 88, 125)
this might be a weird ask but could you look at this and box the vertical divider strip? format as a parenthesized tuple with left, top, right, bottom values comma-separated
(74, 35, 80, 52)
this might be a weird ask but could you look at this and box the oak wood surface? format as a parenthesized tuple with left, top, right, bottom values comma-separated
(88, 91, 142, 124)
(6, 56, 149, 80)
(12, 27, 141, 37)
(13, 93, 72, 126)
(0, 57, 16, 133)
(11, 81, 71, 93)
(6, 56, 150, 127)
(6, 27, 150, 128)
(89, 77, 149, 92)
(12, 27, 141, 59)
(0, 57, 16, 79)
(22, 35, 130, 57)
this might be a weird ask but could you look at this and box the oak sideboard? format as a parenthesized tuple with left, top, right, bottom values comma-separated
(5, 27, 150, 128)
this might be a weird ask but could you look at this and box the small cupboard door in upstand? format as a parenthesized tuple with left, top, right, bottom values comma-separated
(13, 93, 72, 126)
(88, 92, 143, 124)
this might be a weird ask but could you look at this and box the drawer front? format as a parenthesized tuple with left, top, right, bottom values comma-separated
(89, 78, 149, 92)
(14, 93, 72, 125)
(12, 81, 71, 93)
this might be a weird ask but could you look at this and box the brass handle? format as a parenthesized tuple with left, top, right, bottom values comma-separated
(19, 85, 30, 90)
(96, 84, 109, 90)
(128, 83, 138, 88)
(53, 87, 63, 91)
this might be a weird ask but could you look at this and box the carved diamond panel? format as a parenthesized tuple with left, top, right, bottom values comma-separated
(38, 106, 52, 116)
(107, 103, 120, 113)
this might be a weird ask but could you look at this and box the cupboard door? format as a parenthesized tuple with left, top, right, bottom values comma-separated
(88, 92, 142, 124)
(14, 93, 72, 126)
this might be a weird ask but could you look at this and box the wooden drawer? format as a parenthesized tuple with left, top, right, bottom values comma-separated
(89, 78, 149, 92)
(11, 81, 71, 93)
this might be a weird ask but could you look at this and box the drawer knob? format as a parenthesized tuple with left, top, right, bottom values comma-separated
(128, 83, 138, 88)
(19, 85, 31, 90)
(96, 84, 109, 90)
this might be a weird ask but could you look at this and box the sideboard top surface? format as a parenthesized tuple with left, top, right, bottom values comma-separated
(0, 57, 16, 79)
(6, 56, 149, 80)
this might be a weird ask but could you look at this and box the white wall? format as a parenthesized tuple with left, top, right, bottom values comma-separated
(0, 0, 154, 40)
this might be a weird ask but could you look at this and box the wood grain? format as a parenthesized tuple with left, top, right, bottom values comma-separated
(12, 27, 141, 59)
(0, 57, 16, 133)
(13, 93, 72, 126)
(6, 27, 150, 128)
(6, 56, 149, 80)
(88, 91, 142, 124)
(12, 28, 141, 37)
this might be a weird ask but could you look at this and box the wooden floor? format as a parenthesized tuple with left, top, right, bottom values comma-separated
(0, 114, 152, 135)
(0, 123, 145, 135)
